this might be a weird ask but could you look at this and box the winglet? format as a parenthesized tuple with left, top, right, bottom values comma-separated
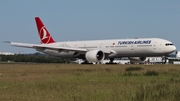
(35, 17, 55, 44)
(4, 41, 11, 43)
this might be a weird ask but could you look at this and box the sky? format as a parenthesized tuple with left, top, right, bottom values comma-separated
(0, 0, 180, 54)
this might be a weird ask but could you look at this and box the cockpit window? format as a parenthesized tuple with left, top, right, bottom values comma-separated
(165, 43, 173, 46)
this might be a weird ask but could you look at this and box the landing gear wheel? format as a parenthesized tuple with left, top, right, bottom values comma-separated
(81, 60, 93, 64)
(106, 58, 117, 64)
(162, 56, 168, 64)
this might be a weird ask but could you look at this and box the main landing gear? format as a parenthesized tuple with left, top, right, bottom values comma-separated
(106, 58, 117, 64)
(81, 60, 93, 64)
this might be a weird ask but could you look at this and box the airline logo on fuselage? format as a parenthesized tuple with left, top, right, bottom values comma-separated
(118, 40, 151, 45)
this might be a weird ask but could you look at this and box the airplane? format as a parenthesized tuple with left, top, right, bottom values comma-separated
(6, 17, 176, 64)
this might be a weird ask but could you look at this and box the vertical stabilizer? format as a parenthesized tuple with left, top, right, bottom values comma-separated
(35, 17, 55, 44)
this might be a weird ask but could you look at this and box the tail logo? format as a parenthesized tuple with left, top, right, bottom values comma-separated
(41, 28, 48, 40)
(40, 27, 50, 44)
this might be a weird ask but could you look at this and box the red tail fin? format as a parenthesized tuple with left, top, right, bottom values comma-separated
(35, 17, 55, 44)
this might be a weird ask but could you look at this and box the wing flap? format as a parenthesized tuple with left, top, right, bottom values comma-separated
(33, 45, 88, 52)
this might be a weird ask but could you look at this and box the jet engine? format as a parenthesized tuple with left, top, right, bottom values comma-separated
(128, 57, 147, 64)
(85, 50, 105, 62)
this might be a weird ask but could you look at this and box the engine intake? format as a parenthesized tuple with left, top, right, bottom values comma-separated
(85, 50, 105, 62)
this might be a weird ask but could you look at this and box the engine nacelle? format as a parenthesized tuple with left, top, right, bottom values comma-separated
(85, 50, 105, 62)
(128, 57, 147, 64)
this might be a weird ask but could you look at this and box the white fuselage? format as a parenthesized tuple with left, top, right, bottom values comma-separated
(37, 38, 176, 59)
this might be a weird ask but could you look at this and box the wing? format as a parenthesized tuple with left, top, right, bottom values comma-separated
(7, 41, 87, 52)
(5, 41, 35, 48)
(6, 42, 114, 54)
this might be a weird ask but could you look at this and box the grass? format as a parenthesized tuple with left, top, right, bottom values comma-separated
(0, 63, 180, 101)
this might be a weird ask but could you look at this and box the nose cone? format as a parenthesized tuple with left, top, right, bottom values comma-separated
(167, 46, 176, 54)
(172, 46, 176, 52)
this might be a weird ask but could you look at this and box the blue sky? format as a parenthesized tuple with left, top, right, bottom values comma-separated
(0, 1, 180, 54)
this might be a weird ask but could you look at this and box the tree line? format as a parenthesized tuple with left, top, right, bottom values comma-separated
(0, 53, 69, 63)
